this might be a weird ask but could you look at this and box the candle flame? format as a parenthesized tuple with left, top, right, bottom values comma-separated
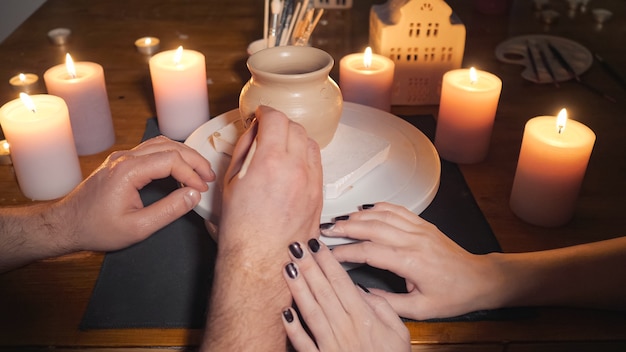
(65, 53, 77, 79)
(18, 73, 26, 83)
(19, 92, 37, 113)
(469, 67, 478, 84)
(1, 140, 9, 152)
(145, 37, 152, 45)
(363, 47, 373, 69)
(174, 46, 184, 65)
(556, 108, 567, 134)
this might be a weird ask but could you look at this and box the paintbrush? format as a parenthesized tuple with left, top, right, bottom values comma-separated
(547, 41, 616, 103)
(526, 40, 540, 82)
(268, 0, 283, 48)
(536, 43, 559, 88)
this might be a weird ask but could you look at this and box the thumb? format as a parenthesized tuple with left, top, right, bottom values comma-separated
(368, 288, 423, 321)
(129, 187, 202, 238)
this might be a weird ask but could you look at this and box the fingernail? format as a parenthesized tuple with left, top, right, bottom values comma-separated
(184, 189, 200, 208)
(288, 242, 304, 259)
(307, 238, 320, 253)
(361, 204, 375, 210)
(334, 215, 350, 221)
(282, 308, 294, 323)
(356, 283, 371, 294)
(320, 222, 335, 231)
(285, 262, 298, 279)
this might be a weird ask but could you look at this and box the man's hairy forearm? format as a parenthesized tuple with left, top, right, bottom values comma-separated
(201, 245, 292, 351)
(0, 201, 75, 273)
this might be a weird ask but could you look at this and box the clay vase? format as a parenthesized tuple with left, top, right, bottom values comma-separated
(239, 46, 343, 148)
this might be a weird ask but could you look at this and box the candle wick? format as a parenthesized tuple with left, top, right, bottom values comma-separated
(30, 108, 37, 114)
(557, 125, 564, 134)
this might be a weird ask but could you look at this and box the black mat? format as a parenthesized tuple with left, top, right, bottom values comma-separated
(80, 115, 523, 330)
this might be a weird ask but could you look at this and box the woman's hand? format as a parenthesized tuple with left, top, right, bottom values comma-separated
(322, 202, 503, 320)
(281, 238, 410, 352)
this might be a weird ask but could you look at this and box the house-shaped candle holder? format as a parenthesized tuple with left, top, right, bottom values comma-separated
(313, 0, 353, 9)
(370, 0, 465, 105)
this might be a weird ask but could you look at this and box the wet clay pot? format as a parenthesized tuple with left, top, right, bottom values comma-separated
(239, 46, 343, 148)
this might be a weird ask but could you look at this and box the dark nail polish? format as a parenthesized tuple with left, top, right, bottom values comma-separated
(357, 283, 371, 294)
(285, 262, 298, 279)
(361, 204, 375, 210)
(334, 215, 350, 221)
(319, 222, 335, 230)
(283, 308, 294, 323)
(288, 242, 304, 259)
(308, 238, 320, 253)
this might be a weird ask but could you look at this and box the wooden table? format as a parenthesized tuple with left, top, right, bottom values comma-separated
(1, 0, 625, 350)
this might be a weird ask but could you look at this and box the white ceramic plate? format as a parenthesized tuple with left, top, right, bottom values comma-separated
(495, 34, 592, 84)
(184, 102, 441, 246)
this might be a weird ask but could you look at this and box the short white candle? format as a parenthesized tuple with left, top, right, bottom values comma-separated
(135, 37, 160, 55)
(9, 73, 39, 94)
(339, 47, 395, 112)
(510, 109, 596, 227)
(0, 94, 82, 200)
(435, 67, 502, 164)
(44, 53, 116, 155)
(149, 46, 210, 141)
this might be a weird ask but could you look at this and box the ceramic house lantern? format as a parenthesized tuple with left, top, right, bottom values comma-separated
(370, 0, 466, 105)
(314, 0, 352, 9)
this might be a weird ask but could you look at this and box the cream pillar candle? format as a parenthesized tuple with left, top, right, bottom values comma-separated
(149, 46, 210, 141)
(510, 109, 596, 227)
(44, 53, 115, 155)
(435, 67, 502, 164)
(339, 47, 395, 112)
(0, 94, 82, 200)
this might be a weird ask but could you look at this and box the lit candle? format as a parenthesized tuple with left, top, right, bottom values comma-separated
(43, 53, 116, 155)
(0, 94, 82, 200)
(9, 73, 40, 93)
(135, 36, 160, 55)
(149, 46, 210, 141)
(0, 139, 11, 165)
(339, 47, 395, 112)
(434, 67, 502, 164)
(510, 109, 596, 227)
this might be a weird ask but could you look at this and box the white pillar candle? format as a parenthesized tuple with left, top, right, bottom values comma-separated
(435, 67, 502, 164)
(510, 109, 595, 227)
(43, 54, 115, 155)
(9, 73, 39, 94)
(339, 47, 395, 112)
(149, 46, 210, 141)
(0, 94, 82, 200)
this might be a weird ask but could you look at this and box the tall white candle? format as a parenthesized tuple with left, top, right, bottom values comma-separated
(149, 46, 210, 141)
(435, 67, 502, 164)
(0, 94, 82, 200)
(44, 54, 115, 155)
(339, 47, 395, 112)
(510, 109, 596, 227)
